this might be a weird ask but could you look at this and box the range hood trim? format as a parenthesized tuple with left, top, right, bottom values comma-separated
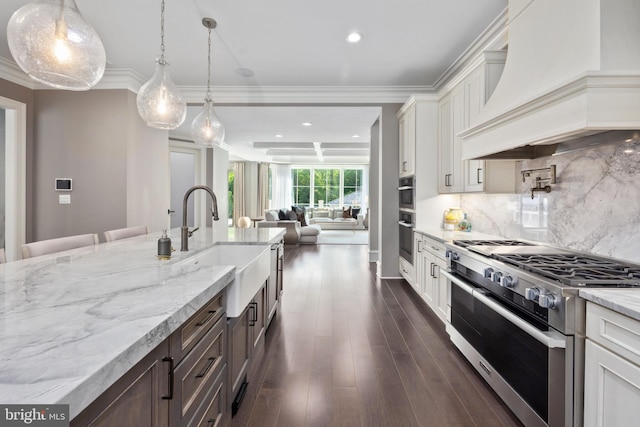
(461, 72, 640, 160)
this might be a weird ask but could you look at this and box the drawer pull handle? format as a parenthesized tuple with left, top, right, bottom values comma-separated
(249, 302, 258, 326)
(196, 309, 217, 327)
(195, 356, 217, 379)
(162, 356, 174, 400)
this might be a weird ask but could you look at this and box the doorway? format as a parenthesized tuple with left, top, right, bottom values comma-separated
(168, 141, 206, 232)
(1, 97, 26, 262)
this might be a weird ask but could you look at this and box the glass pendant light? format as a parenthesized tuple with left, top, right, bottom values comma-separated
(191, 18, 225, 147)
(136, 0, 186, 130)
(6, 0, 106, 90)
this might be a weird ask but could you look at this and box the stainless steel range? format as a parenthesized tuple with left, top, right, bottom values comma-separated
(442, 240, 640, 427)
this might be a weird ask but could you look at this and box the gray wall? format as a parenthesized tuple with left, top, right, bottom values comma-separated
(368, 119, 380, 262)
(32, 89, 168, 242)
(377, 104, 401, 278)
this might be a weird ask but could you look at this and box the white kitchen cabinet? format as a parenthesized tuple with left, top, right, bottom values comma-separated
(412, 232, 424, 294)
(399, 256, 415, 287)
(439, 50, 514, 194)
(413, 232, 448, 324)
(438, 87, 464, 193)
(584, 301, 640, 427)
(398, 102, 416, 177)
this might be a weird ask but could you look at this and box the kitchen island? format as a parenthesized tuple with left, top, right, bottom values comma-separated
(0, 227, 285, 420)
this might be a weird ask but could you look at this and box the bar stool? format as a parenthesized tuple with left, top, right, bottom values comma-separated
(104, 225, 149, 242)
(20, 234, 99, 259)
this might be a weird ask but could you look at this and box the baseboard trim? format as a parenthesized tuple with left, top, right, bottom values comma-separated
(368, 250, 379, 263)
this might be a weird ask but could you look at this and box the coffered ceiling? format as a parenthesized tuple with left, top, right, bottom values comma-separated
(0, 0, 507, 164)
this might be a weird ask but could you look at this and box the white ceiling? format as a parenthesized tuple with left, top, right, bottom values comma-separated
(0, 0, 507, 164)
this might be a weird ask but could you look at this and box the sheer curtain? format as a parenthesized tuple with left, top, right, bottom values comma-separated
(270, 164, 292, 209)
(257, 162, 270, 216)
(232, 162, 245, 226)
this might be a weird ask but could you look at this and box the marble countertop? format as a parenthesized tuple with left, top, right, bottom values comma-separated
(0, 226, 285, 418)
(579, 289, 640, 322)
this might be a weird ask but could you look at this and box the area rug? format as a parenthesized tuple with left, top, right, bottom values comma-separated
(316, 229, 369, 245)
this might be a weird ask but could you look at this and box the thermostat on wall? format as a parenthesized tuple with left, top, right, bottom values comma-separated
(55, 178, 72, 191)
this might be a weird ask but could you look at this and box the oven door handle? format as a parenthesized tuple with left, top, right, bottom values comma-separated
(441, 270, 566, 349)
(398, 221, 414, 228)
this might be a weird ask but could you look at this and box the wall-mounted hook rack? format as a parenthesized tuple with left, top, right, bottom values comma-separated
(521, 165, 556, 199)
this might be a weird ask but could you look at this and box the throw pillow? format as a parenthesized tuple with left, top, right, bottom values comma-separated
(296, 211, 308, 226)
(278, 209, 287, 220)
(342, 207, 352, 219)
(286, 210, 297, 220)
(265, 210, 278, 221)
(351, 207, 361, 219)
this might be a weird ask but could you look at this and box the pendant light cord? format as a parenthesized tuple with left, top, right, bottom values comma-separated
(206, 26, 212, 101)
(160, 0, 166, 61)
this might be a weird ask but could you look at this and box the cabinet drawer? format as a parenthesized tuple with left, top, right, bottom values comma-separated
(171, 290, 225, 362)
(188, 367, 226, 427)
(173, 316, 226, 426)
(423, 237, 446, 260)
(586, 301, 640, 366)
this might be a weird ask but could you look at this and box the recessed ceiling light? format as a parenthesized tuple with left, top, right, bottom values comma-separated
(275, 134, 283, 138)
(236, 68, 255, 78)
(352, 134, 360, 138)
(346, 32, 362, 43)
(302, 122, 312, 126)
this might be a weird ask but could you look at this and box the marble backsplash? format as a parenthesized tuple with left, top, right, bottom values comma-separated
(460, 140, 640, 264)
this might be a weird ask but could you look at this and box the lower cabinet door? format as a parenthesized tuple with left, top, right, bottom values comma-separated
(228, 307, 250, 400)
(584, 339, 640, 427)
(71, 339, 171, 427)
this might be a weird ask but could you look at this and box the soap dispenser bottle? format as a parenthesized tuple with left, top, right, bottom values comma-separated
(158, 229, 172, 259)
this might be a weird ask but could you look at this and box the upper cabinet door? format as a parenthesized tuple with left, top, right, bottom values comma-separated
(399, 103, 416, 177)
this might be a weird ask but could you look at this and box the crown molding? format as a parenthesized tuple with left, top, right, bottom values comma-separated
(433, 7, 508, 93)
(1, 55, 431, 104)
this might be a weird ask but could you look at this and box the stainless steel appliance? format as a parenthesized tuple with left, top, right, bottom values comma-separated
(398, 176, 415, 210)
(443, 240, 640, 427)
(398, 211, 414, 264)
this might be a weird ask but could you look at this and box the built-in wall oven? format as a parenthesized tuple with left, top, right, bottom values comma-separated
(398, 176, 415, 210)
(443, 240, 640, 427)
(398, 211, 414, 264)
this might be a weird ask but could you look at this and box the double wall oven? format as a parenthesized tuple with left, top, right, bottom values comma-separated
(398, 176, 415, 265)
(443, 240, 640, 427)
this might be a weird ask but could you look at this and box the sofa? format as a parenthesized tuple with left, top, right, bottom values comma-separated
(257, 208, 321, 245)
(306, 207, 366, 230)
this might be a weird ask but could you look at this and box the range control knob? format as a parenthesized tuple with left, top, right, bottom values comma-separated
(445, 249, 459, 261)
(491, 271, 503, 283)
(500, 275, 515, 288)
(539, 293, 559, 309)
(524, 287, 541, 301)
(484, 268, 494, 278)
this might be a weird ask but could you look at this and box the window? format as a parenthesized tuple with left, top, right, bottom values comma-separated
(228, 169, 234, 226)
(314, 169, 340, 207)
(343, 169, 363, 207)
(290, 166, 366, 208)
(291, 168, 311, 206)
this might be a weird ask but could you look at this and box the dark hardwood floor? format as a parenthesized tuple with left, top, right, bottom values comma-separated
(231, 244, 523, 427)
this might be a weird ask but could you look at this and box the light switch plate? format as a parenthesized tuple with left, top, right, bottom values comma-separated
(59, 194, 71, 204)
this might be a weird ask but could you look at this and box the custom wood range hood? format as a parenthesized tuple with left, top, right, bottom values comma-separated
(461, 0, 640, 160)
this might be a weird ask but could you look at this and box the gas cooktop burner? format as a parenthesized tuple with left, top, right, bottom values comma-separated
(453, 239, 536, 248)
(493, 253, 640, 287)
